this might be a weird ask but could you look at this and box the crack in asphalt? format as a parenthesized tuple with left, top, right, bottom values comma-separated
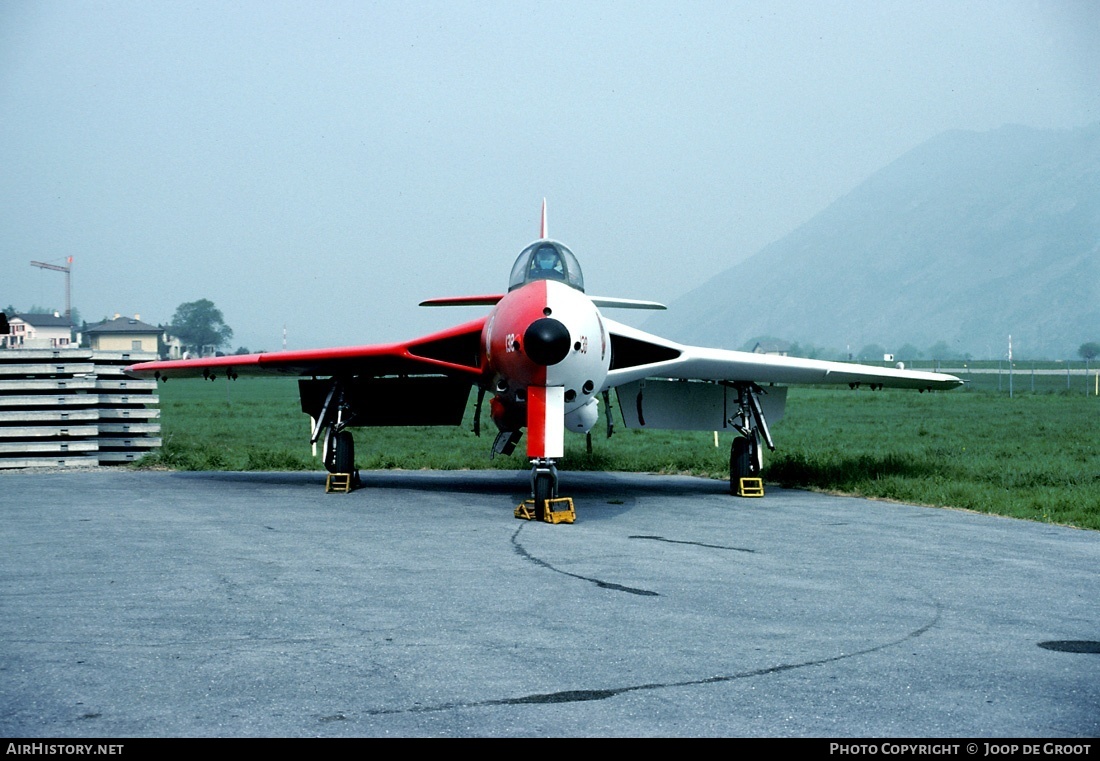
(361, 600, 943, 717)
(1038, 640, 1100, 654)
(509, 524, 659, 597)
(628, 534, 755, 553)
(355, 530, 945, 720)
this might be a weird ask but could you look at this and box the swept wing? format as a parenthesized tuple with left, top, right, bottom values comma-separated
(603, 318, 961, 392)
(127, 318, 485, 381)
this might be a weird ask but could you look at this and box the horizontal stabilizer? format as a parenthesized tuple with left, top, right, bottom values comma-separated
(420, 294, 664, 310)
(419, 295, 504, 307)
(590, 296, 666, 310)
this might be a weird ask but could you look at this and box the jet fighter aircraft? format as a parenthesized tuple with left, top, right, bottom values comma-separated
(127, 202, 962, 516)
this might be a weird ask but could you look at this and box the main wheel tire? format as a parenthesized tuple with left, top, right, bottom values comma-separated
(333, 431, 355, 474)
(533, 473, 554, 521)
(729, 435, 758, 494)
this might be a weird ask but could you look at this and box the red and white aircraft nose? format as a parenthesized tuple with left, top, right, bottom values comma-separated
(483, 279, 611, 457)
(485, 280, 609, 393)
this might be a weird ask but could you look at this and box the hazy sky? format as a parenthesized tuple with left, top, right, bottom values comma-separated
(3, 1, 1098, 352)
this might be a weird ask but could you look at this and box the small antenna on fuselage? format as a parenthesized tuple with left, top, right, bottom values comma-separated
(540, 198, 548, 239)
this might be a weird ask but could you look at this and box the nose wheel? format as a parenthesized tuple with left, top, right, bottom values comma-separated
(530, 459, 558, 521)
(517, 460, 574, 523)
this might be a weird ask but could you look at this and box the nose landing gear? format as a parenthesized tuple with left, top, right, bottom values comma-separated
(531, 459, 558, 519)
(515, 458, 575, 523)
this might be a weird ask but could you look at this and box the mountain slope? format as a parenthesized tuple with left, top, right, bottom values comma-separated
(646, 124, 1100, 359)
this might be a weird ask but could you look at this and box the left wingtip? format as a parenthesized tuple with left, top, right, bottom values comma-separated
(540, 198, 548, 239)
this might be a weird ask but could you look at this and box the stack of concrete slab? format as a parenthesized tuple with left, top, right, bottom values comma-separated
(91, 351, 162, 464)
(0, 349, 160, 468)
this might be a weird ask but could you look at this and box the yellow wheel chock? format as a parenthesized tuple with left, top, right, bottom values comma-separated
(515, 497, 576, 524)
(325, 473, 354, 493)
(514, 501, 537, 520)
(736, 477, 765, 498)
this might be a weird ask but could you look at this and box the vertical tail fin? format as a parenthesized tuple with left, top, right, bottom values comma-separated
(540, 198, 548, 239)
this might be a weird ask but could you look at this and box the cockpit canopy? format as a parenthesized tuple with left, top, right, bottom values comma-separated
(508, 241, 585, 292)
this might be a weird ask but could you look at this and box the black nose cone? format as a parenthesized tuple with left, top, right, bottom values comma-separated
(524, 318, 571, 366)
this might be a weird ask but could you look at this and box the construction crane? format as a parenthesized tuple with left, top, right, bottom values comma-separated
(29, 257, 73, 324)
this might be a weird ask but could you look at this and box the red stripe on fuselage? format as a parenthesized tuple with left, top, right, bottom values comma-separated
(527, 385, 547, 457)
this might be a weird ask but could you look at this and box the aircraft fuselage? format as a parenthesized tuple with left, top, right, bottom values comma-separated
(482, 279, 610, 454)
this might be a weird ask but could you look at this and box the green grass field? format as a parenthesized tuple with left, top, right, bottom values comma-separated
(142, 377, 1100, 530)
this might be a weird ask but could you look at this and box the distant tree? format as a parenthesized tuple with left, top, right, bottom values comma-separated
(926, 340, 966, 361)
(858, 343, 888, 361)
(170, 299, 233, 356)
(1080, 342, 1100, 372)
(896, 343, 923, 360)
(233, 346, 251, 355)
(787, 342, 830, 359)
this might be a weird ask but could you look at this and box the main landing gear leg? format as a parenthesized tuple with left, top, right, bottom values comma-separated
(311, 377, 360, 489)
(729, 383, 774, 497)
